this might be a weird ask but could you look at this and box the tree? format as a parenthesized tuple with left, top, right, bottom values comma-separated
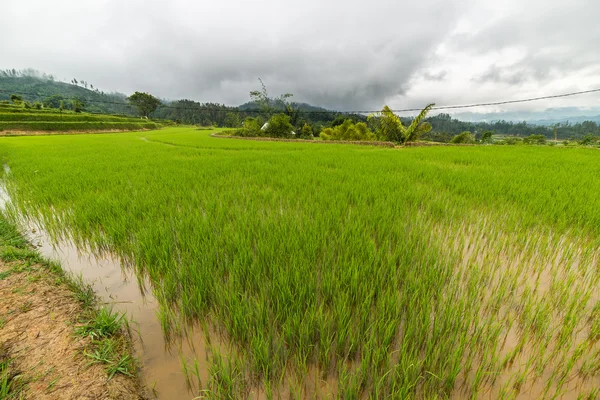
(10, 94, 23, 104)
(249, 78, 295, 122)
(72, 98, 84, 113)
(43, 94, 65, 109)
(579, 134, 597, 146)
(299, 123, 313, 139)
(523, 134, 547, 145)
(59, 100, 65, 113)
(264, 113, 294, 138)
(320, 120, 376, 141)
(481, 130, 493, 144)
(249, 78, 272, 118)
(128, 92, 161, 118)
(451, 131, 476, 144)
(224, 112, 241, 128)
(368, 104, 435, 144)
(237, 117, 262, 137)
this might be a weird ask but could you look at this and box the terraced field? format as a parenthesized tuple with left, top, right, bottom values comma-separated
(1, 127, 600, 399)
(0, 102, 160, 133)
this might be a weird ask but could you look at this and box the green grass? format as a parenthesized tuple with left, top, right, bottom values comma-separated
(0, 349, 25, 399)
(77, 309, 136, 381)
(2, 127, 600, 398)
(75, 308, 127, 340)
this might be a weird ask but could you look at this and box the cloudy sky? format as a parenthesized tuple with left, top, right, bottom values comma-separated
(1, 0, 599, 114)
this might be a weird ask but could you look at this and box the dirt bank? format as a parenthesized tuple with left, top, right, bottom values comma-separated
(0, 220, 145, 399)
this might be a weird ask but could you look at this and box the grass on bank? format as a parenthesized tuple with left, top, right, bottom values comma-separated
(0, 347, 25, 400)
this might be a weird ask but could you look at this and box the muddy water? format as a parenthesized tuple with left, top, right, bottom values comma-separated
(0, 181, 205, 399)
(30, 229, 210, 399)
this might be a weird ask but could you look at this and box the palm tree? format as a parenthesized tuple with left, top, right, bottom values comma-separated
(369, 104, 435, 144)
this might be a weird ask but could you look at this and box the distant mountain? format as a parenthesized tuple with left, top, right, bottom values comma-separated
(238, 100, 334, 113)
(453, 107, 600, 126)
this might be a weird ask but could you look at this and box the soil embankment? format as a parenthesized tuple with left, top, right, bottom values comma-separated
(0, 220, 144, 399)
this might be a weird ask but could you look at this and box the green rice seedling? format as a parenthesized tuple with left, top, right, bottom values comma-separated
(3, 127, 600, 397)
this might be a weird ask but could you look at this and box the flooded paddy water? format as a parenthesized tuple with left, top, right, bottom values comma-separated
(3, 137, 600, 400)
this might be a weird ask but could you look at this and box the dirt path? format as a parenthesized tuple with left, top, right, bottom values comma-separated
(0, 259, 143, 399)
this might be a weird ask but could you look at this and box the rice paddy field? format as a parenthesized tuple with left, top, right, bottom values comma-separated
(1, 126, 600, 399)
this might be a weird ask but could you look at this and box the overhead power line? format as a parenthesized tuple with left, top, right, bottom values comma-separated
(1, 87, 599, 115)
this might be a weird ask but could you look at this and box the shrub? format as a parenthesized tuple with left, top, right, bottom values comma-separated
(299, 123, 313, 139)
(263, 113, 294, 138)
(579, 134, 598, 146)
(9, 94, 22, 105)
(481, 130, 494, 144)
(501, 137, 522, 145)
(450, 131, 475, 144)
(72, 99, 84, 113)
(320, 120, 376, 141)
(420, 131, 452, 143)
(233, 117, 262, 137)
(523, 134, 547, 145)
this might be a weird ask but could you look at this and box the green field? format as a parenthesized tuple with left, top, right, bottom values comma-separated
(1, 127, 599, 399)
(0, 102, 161, 132)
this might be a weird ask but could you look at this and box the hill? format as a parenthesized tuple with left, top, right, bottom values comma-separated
(0, 70, 132, 115)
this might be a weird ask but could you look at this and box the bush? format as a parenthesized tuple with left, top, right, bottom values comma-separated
(320, 120, 376, 141)
(10, 94, 22, 104)
(480, 130, 494, 144)
(579, 134, 598, 146)
(450, 131, 475, 144)
(420, 131, 452, 143)
(522, 134, 546, 145)
(500, 137, 522, 145)
(299, 123, 313, 139)
(234, 117, 262, 137)
(263, 113, 294, 138)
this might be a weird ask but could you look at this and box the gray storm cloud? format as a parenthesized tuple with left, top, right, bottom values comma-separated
(1, 0, 599, 112)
